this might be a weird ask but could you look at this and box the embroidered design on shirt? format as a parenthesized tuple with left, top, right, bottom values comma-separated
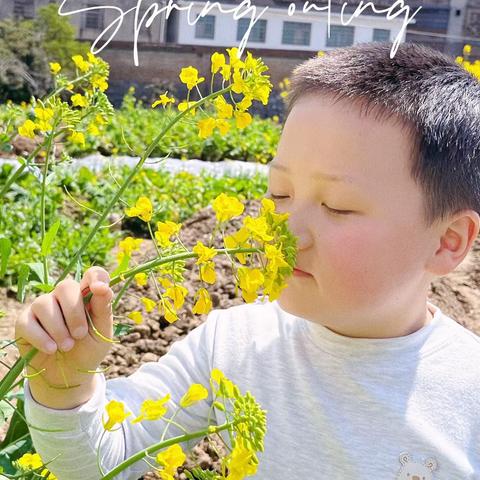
(395, 452, 438, 480)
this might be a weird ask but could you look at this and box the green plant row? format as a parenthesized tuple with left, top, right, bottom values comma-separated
(0, 161, 268, 293)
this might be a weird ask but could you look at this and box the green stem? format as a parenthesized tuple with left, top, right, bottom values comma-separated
(40, 127, 57, 284)
(0, 347, 36, 398)
(100, 419, 242, 480)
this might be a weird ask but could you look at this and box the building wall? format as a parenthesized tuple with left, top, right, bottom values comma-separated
(175, 1, 406, 51)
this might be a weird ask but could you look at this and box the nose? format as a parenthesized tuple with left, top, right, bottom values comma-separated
(285, 212, 313, 251)
(412, 476, 420, 480)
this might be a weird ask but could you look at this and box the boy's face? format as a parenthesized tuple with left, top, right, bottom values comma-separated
(268, 94, 438, 338)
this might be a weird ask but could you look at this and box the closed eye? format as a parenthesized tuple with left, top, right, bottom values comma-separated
(266, 194, 353, 215)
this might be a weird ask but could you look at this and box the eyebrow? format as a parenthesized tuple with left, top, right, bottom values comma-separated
(269, 161, 355, 184)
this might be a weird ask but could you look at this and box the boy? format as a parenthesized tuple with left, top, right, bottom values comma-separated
(16, 41, 480, 479)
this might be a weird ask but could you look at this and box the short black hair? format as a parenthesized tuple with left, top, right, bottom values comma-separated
(285, 41, 480, 228)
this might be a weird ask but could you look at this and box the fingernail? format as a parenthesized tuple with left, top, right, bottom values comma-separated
(73, 326, 87, 339)
(45, 341, 57, 353)
(60, 338, 74, 352)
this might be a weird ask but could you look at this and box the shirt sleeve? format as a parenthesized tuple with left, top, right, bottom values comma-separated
(23, 308, 221, 480)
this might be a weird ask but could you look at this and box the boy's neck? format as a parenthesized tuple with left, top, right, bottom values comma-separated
(323, 302, 435, 339)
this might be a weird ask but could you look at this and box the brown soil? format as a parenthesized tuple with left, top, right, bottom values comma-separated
(1, 198, 480, 479)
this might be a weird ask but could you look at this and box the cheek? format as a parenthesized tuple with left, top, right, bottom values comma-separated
(319, 222, 409, 301)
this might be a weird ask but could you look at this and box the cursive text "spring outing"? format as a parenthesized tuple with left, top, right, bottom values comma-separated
(57, 0, 422, 65)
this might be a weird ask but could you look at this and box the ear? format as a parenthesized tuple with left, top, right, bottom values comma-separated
(426, 209, 480, 277)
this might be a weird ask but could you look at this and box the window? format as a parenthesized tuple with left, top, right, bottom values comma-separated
(326, 25, 354, 47)
(237, 18, 267, 43)
(84, 4, 105, 30)
(195, 15, 215, 39)
(282, 21, 311, 46)
(373, 28, 390, 42)
(13, 0, 35, 19)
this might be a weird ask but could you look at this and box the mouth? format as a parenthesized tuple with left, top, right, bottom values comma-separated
(293, 268, 312, 277)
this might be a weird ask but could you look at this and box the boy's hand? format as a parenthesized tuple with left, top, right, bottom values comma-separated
(14, 267, 114, 406)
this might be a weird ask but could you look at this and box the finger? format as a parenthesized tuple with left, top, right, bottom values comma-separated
(79, 266, 113, 334)
(17, 308, 58, 355)
(30, 295, 75, 353)
(53, 279, 89, 340)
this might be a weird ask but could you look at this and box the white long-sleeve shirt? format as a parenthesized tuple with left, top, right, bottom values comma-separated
(24, 299, 480, 479)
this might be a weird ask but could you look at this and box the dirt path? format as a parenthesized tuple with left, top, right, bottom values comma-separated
(1, 199, 479, 478)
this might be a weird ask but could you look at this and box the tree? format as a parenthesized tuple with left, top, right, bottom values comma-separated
(0, 4, 90, 103)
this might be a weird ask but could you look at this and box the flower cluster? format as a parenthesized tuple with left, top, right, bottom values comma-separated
(117, 192, 296, 327)
(14, 452, 57, 479)
(151, 47, 272, 140)
(101, 369, 263, 480)
(456, 44, 480, 81)
(17, 52, 113, 149)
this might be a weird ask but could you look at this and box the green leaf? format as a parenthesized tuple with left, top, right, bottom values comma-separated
(41, 219, 61, 257)
(25, 262, 44, 283)
(113, 322, 133, 337)
(26, 282, 54, 294)
(16, 264, 30, 303)
(110, 252, 130, 278)
(0, 237, 11, 279)
(0, 401, 14, 429)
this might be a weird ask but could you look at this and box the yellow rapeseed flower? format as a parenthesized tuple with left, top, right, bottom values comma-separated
(463, 44, 472, 55)
(214, 95, 233, 119)
(236, 95, 253, 112)
(91, 73, 108, 91)
(224, 226, 250, 264)
(127, 311, 143, 324)
(158, 297, 178, 323)
(156, 444, 187, 480)
(212, 192, 244, 223)
(67, 130, 86, 147)
(192, 287, 212, 314)
(243, 216, 274, 241)
(71, 93, 88, 108)
(164, 284, 188, 309)
(18, 119, 37, 139)
(215, 118, 231, 135)
(231, 70, 247, 95)
(96, 113, 107, 125)
(102, 400, 131, 431)
(264, 243, 289, 275)
(34, 107, 54, 122)
(220, 63, 232, 81)
(125, 196, 153, 222)
(141, 296, 157, 313)
(179, 66, 205, 90)
(152, 92, 176, 108)
(211, 51, 226, 74)
(192, 241, 218, 264)
(198, 117, 216, 138)
(72, 54, 90, 72)
(180, 384, 208, 408)
(223, 437, 258, 479)
(87, 51, 101, 64)
(49, 62, 61, 75)
(234, 111, 252, 129)
(200, 261, 216, 284)
(131, 394, 171, 424)
(238, 267, 264, 303)
(119, 236, 143, 256)
(226, 47, 245, 70)
(135, 272, 148, 287)
(155, 220, 182, 248)
(87, 123, 100, 136)
(177, 100, 197, 116)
